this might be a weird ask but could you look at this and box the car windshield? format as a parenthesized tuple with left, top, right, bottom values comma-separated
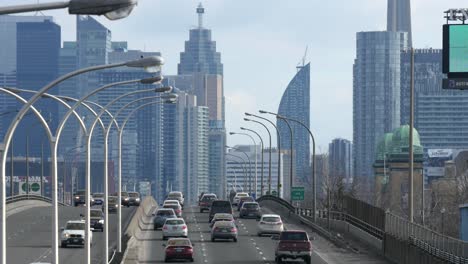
(280, 232, 308, 241)
(90, 210, 102, 217)
(166, 219, 185, 225)
(121, 192, 128, 197)
(167, 239, 191, 246)
(75, 191, 85, 196)
(66, 222, 85, 230)
(157, 210, 174, 216)
(129, 193, 139, 197)
(109, 197, 117, 203)
(93, 193, 103, 198)
(168, 194, 181, 199)
(263, 216, 281, 222)
(202, 196, 216, 201)
(243, 203, 258, 209)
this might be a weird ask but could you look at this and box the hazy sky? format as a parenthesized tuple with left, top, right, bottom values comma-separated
(4, 0, 466, 152)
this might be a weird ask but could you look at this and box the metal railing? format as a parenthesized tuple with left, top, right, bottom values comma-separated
(6, 194, 68, 206)
(386, 212, 468, 263)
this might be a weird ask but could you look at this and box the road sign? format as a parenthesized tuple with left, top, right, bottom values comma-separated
(443, 78, 468, 89)
(291, 187, 304, 201)
(271, 190, 277, 197)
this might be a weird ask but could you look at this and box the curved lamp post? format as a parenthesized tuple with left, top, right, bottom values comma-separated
(240, 127, 265, 196)
(226, 153, 249, 191)
(259, 110, 294, 203)
(244, 119, 272, 195)
(0, 0, 138, 20)
(226, 146, 252, 194)
(276, 114, 316, 222)
(245, 112, 281, 197)
(229, 132, 258, 198)
(0, 56, 164, 264)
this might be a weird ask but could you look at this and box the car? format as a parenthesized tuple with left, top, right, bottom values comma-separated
(153, 208, 177, 230)
(74, 190, 86, 206)
(60, 220, 93, 248)
(273, 230, 312, 264)
(107, 196, 119, 213)
(90, 209, 104, 232)
(128, 192, 141, 206)
(199, 193, 217, 213)
(211, 221, 238, 242)
(232, 192, 249, 206)
(257, 214, 284, 236)
(113, 191, 130, 207)
(162, 218, 188, 240)
(163, 238, 194, 262)
(92, 192, 104, 206)
(208, 200, 233, 223)
(167, 191, 185, 207)
(239, 202, 261, 219)
(163, 203, 183, 218)
(209, 213, 235, 228)
(164, 199, 181, 207)
(237, 196, 255, 211)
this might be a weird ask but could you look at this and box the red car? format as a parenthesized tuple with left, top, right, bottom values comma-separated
(273, 230, 312, 264)
(163, 238, 194, 262)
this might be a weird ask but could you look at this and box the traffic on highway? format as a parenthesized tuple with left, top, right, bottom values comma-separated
(145, 191, 319, 264)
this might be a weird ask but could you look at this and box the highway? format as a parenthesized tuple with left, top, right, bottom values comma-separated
(138, 205, 326, 264)
(6, 205, 136, 264)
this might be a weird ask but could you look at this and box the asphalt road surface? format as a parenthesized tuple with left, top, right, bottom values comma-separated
(138, 205, 326, 264)
(7, 205, 136, 264)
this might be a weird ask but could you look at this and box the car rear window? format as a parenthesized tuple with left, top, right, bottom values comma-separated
(166, 219, 185, 225)
(243, 203, 259, 209)
(237, 193, 248, 197)
(263, 216, 281, 222)
(202, 195, 216, 201)
(214, 221, 235, 227)
(168, 239, 191, 246)
(157, 210, 175, 216)
(121, 192, 128, 196)
(280, 232, 308, 241)
(214, 215, 233, 221)
(109, 197, 117, 203)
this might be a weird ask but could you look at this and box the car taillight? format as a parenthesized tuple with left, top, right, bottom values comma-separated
(307, 242, 312, 250)
(182, 225, 187, 230)
(163, 226, 168, 230)
(230, 227, 237, 232)
(166, 247, 175, 252)
(186, 247, 193, 252)
(214, 227, 221, 232)
(176, 209, 181, 214)
(276, 221, 283, 225)
(260, 221, 266, 224)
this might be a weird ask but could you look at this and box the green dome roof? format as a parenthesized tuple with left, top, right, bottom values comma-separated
(375, 125, 423, 160)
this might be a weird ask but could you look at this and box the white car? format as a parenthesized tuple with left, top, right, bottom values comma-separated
(162, 218, 188, 240)
(257, 214, 284, 236)
(60, 220, 93, 248)
(164, 199, 181, 207)
(167, 191, 185, 207)
(232, 192, 249, 206)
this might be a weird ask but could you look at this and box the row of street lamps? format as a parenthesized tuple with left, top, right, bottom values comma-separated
(0, 2, 174, 264)
(229, 110, 317, 223)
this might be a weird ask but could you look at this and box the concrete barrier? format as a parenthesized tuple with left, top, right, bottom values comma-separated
(6, 200, 50, 218)
(121, 196, 158, 264)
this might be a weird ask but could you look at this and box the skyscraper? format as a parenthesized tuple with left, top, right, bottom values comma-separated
(277, 63, 310, 186)
(387, 0, 412, 46)
(401, 49, 468, 149)
(15, 18, 61, 157)
(328, 138, 353, 185)
(353, 31, 408, 183)
(178, 3, 226, 198)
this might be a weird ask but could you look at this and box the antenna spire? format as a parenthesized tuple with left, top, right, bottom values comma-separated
(196, 3, 205, 28)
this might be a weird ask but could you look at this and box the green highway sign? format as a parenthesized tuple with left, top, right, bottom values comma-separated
(291, 187, 304, 201)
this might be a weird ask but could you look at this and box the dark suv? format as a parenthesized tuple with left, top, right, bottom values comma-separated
(199, 194, 217, 213)
(273, 230, 312, 264)
(208, 200, 233, 222)
(239, 202, 261, 219)
(74, 190, 86, 206)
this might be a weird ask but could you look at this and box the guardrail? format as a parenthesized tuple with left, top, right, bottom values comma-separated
(6, 194, 68, 206)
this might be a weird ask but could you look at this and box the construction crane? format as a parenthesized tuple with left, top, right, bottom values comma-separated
(297, 45, 308, 70)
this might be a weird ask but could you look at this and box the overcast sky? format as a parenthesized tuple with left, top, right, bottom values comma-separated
(5, 0, 466, 152)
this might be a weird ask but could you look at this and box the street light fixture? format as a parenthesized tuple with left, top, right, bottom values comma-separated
(230, 132, 258, 198)
(245, 112, 282, 198)
(240, 127, 265, 196)
(0, 0, 138, 20)
(259, 110, 294, 204)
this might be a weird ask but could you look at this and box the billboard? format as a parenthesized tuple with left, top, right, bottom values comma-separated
(424, 149, 453, 179)
(443, 24, 468, 76)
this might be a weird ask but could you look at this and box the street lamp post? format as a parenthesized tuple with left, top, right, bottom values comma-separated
(240, 127, 264, 196)
(244, 118, 272, 195)
(0, 0, 138, 20)
(260, 110, 294, 203)
(226, 146, 252, 194)
(230, 132, 258, 197)
(246, 112, 282, 197)
(226, 154, 249, 191)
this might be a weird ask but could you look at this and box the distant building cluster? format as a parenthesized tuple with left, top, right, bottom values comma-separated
(0, 3, 226, 203)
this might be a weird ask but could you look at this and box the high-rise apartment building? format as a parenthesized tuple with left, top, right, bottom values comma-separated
(401, 49, 468, 149)
(353, 31, 408, 183)
(387, 0, 412, 46)
(15, 19, 61, 157)
(328, 138, 353, 185)
(277, 63, 310, 186)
